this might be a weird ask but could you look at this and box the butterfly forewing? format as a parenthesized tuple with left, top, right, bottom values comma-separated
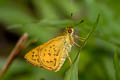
(39, 36, 66, 71)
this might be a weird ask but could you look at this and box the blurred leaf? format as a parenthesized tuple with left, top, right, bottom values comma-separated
(64, 53, 79, 80)
(113, 49, 120, 80)
(0, 0, 120, 80)
(0, 0, 35, 24)
(33, 0, 60, 20)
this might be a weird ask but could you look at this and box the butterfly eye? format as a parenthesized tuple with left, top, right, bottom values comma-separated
(68, 29, 72, 33)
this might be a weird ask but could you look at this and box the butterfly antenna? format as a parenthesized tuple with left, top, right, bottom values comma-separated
(69, 13, 73, 20)
(74, 19, 84, 27)
(69, 13, 84, 27)
(71, 13, 73, 18)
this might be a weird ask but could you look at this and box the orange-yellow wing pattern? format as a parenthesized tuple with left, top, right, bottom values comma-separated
(39, 36, 66, 71)
(24, 45, 42, 67)
(25, 36, 67, 71)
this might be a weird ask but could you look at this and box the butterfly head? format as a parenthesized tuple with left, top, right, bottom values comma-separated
(65, 26, 74, 35)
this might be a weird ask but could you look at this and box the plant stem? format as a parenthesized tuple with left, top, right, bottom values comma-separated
(0, 33, 28, 79)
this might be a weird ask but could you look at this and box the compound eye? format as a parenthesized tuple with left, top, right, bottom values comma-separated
(68, 29, 72, 33)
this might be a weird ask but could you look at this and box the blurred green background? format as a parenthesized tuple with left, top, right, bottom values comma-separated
(0, 0, 120, 80)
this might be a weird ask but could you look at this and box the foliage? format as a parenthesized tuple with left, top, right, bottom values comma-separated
(0, 0, 120, 80)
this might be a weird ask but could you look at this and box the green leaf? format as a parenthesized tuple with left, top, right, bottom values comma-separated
(64, 14, 100, 80)
(0, 0, 35, 24)
(113, 49, 120, 80)
(64, 53, 80, 80)
(33, 0, 60, 20)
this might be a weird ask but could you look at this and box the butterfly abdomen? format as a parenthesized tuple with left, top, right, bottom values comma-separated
(55, 54, 67, 72)
(55, 42, 72, 72)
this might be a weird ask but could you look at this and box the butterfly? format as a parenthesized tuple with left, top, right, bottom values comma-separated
(24, 27, 85, 72)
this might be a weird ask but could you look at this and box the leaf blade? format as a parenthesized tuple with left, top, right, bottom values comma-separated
(64, 14, 100, 80)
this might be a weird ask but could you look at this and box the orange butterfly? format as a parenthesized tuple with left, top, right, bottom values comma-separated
(24, 27, 85, 72)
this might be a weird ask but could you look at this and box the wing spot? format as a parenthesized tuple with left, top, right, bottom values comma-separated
(50, 46, 52, 48)
(50, 61, 53, 62)
(32, 55, 34, 57)
(53, 48, 56, 52)
(44, 53, 45, 56)
(53, 54, 58, 56)
(32, 51, 35, 54)
(46, 61, 49, 63)
(37, 59, 40, 62)
(48, 53, 51, 56)
(32, 59, 36, 61)
(49, 50, 50, 52)
(35, 55, 38, 57)
(65, 48, 68, 50)
(54, 58, 57, 66)
(54, 49, 56, 52)
(44, 49, 47, 51)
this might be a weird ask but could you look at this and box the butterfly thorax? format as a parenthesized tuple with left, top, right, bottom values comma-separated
(63, 26, 75, 47)
(61, 26, 74, 49)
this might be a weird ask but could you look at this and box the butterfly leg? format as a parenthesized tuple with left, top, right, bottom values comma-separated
(74, 35, 86, 42)
(65, 51, 72, 66)
(68, 56, 72, 66)
(74, 42, 82, 48)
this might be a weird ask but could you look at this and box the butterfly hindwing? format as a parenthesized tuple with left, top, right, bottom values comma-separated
(25, 36, 67, 71)
(24, 46, 42, 67)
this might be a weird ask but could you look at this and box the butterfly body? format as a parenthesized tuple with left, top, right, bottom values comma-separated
(24, 27, 84, 72)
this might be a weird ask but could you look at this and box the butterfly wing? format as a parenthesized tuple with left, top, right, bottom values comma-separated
(25, 36, 67, 71)
(39, 36, 66, 71)
(24, 45, 42, 67)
